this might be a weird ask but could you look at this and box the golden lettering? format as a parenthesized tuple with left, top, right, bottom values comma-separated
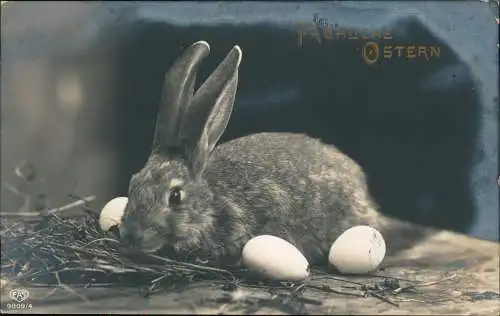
(360, 32, 371, 40)
(407, 46, 416, 59)
(348, 30, 359, 40)
(372, 31, 382, 40)
(394, 46, 405, 57)
(418, 46, 429, 60)
(323, 23, 333, 40)
(362, 42, 380, 65)
(383, 45, 392, 59)
(297, 22, 321, 47)
(430, 46, 441, 58)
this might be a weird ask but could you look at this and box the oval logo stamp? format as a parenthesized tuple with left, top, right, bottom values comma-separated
(9, 288, 30, 303)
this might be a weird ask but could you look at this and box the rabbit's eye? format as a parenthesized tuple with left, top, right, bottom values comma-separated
(168, 187, 184, 206)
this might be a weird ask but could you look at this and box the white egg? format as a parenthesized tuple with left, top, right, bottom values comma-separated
(328, 225, 386, 275)
(241, 235, 310, 282)
(99, 197, 128, 232)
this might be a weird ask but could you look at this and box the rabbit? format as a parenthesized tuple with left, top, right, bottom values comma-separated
(119, 41, 435, 265)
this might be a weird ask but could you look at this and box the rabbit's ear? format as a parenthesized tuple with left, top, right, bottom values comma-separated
(182, 45, 242, 176)
(151, 41, 210, 154)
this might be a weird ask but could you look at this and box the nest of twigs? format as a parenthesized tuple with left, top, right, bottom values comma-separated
(0, 197, 255, 295)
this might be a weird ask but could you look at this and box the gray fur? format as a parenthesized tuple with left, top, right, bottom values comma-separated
(120, 41, 434, 264)
(151, 41, 210, 155)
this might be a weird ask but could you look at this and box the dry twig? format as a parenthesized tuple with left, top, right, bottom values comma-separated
(0, 195, 96, 217)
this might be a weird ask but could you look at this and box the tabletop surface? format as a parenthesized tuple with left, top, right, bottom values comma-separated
(1, 230, 499, 315)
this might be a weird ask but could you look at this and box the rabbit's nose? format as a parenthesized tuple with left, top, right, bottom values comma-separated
(120, 228, 143, 250)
